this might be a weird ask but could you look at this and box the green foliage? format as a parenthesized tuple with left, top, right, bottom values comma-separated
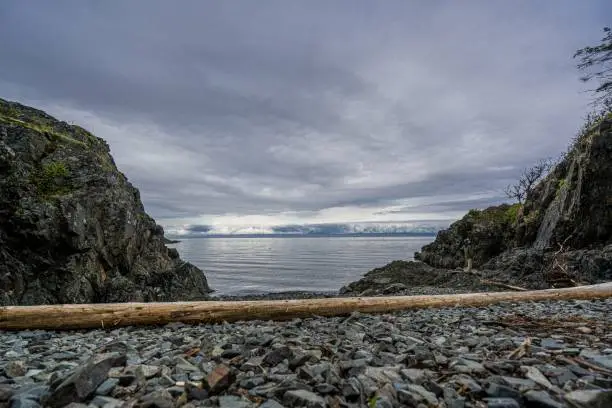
(558, 178, 567, 189)
(98, 154, 116, 172)
(467, 205, 520, 226)
(564, 106, 611, 161)
(555, 178, 568, 200)
(467, 209, 481, 218)
(523, 208, 541, 226)
(0, 106, 88, 147)
(32, 161, 71, 197)
(504, 203, 522, 224)
(574, 27, 612, 109)
(579, 108, 610, 137)
(43, 161, 69, 178)
(568, 27, 612, 156)
(2, 105, 20, 118)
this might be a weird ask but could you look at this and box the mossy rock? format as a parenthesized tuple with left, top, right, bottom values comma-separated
(416, 203, 519, 269)
(0, 99, 91, 147)
(466, 204, 521, 227)
(31, 161, 72, 197)
(504, 203, 522, 224)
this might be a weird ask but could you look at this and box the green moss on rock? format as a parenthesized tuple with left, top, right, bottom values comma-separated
(32, 161, 71, 197)
(415, 203, 519, 269)
(467, 204, 521, 226)
(555, 178, 568, 199)
(504, 203, 522, 224)
(0, 99, 92, 147)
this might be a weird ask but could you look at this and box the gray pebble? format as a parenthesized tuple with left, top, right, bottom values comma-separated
(485, 398, 521, 408)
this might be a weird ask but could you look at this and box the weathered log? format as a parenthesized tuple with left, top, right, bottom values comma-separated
(1, 283, 611, 331)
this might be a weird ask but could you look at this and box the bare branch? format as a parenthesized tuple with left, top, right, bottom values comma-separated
(574, 27, 612, 110)
(504, 158, 554, 204)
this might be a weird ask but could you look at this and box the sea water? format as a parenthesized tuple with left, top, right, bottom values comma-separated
(169, 235, 434, 295)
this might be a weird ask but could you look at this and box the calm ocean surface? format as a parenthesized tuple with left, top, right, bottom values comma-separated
(169, 235, 434, 295)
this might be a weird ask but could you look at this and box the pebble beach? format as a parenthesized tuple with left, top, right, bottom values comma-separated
(1, 294, 611, 408)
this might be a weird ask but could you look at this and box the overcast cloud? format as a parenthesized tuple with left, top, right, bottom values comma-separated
(1, 1, 609, 233)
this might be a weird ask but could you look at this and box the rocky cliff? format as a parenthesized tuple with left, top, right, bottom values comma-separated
(0, 98, 211, 305)
(521, 118, 612, 250)
(343, 115, 612, 295)
(413, 113, 612, 288)
(414, 204, 520, 269)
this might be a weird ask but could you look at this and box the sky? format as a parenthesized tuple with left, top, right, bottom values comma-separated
(0, 1, 609, 235)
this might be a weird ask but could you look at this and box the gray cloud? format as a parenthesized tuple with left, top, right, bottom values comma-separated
(1, 1, 610, 226)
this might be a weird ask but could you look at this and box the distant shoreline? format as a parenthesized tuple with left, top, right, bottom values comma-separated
(164, 232, 437, 239)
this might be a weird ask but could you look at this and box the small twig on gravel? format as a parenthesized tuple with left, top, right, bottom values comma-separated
(508, 337, 532, 359)
(498, 314, 603, 332)
(339, 311, 361, 326)
(480, 279, 528, 291)
(350, 321, 370, 331)
(435, 372, 452, 383)
(557, 355, 612, 376)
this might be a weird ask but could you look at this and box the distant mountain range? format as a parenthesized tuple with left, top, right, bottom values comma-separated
(163, 222, 446, 238)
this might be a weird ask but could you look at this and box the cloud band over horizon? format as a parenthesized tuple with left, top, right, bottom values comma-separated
(1, 1, 609, 230)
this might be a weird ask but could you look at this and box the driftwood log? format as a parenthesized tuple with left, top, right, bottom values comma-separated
(1, 283, 611, 331)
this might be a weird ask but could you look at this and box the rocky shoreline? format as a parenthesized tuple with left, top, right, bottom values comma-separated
(209, 286, 501, 302)
(208, 258, 530, 302)
(2, 296, 611, 408)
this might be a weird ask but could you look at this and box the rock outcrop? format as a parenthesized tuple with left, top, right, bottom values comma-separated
(521, 117, 612, 250)
(339, 260, 500, 296)
(414, 204, 520, 269)
(0, 98, 211, 305)
(481, 244, 612, 289)
(414, 113, 612, 289)
(344, 114, 612, 295)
